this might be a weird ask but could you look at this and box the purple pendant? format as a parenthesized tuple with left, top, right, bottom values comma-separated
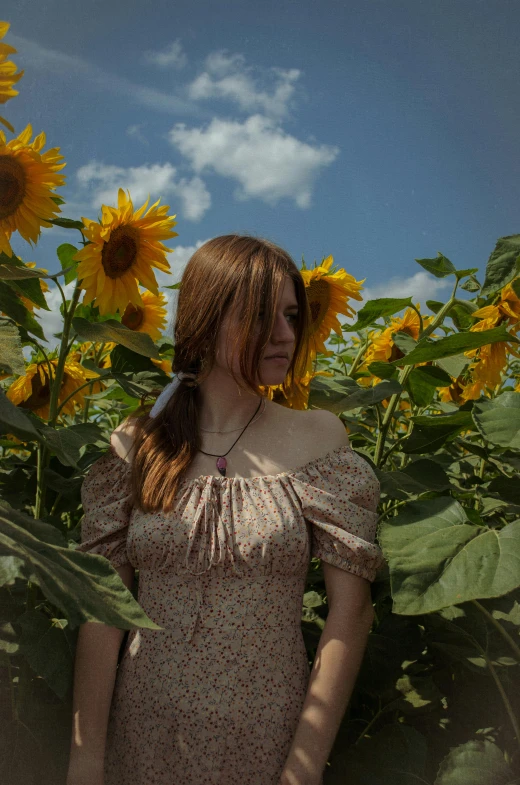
(216, 456, 227, 477)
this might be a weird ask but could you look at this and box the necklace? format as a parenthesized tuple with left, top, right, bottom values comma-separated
(198, 397, 265, 477)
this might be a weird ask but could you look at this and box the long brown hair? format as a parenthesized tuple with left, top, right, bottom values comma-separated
(127, 234, 313, 513)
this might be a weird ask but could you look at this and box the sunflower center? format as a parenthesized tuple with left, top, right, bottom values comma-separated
(307, 280, 330, 328)
(121, 302, 144, 330)
(0, 155, 27, 220)
(101, 225, 139, 279)
(19, 365, 52, 411)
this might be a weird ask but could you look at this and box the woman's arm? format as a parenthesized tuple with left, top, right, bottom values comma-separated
(279, 565, 374, 785)
(66, 563, 135, 784)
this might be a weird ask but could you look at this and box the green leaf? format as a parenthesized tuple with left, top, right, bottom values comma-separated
(481, 234, 520, 297)
(377, 460, 450, 499)
(0, 321, 25, 375)
(110, 344, 167, 375)
(454, 267, 479, 280)
(0, 502, 162, 630)
(391, 325, 518, 366)
(71, 317, 161, 359)
(435, 740, 516, 785)
(411, 365, 452, 387)
(379, 497, 520, 614)
(341, 380, 403, 411)
(0, 283, 46, 341)
(426, 300, 444, 314)
(392, 331, 417, 356)
(5, 272, 50, 311)
(403, 412, 474, 454)
(48, 217, 84, 231)
(461, 274, 481, 293)
(486, 476, 520, 505)
(345, 298, 413, 331)
(436, 353, 469, 379)
(472, 392, 520, 448)
(403, 459, 451, 491)
(16, 609, 73, 699)
(367, 361, 398, 380)
(56, 243, 79, 285)
(36, 423, 107, 467)
(307, 374, 359, 413)
(0, 388, 42, 443)
(405, 369, 435, 408)
(512, 278, 520, 298)
(341, 725, 428, 785)
(415, 253, 456, 278)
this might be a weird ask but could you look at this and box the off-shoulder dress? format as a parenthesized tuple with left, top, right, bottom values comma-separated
(76, 443, 385, 785)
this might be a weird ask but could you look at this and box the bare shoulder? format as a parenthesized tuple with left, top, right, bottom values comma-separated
(307, 407, 350, 451)
(110, 418, 139, 463)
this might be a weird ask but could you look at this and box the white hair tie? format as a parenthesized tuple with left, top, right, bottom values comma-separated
(149, 372, 198, 418)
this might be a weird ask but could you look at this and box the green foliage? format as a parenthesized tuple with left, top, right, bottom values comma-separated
(2, 223, 520, 785)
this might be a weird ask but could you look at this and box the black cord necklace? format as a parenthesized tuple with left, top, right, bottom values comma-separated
(198, 398, 264, 477)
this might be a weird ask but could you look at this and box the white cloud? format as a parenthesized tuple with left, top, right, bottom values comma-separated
(35, 280, 77, 351)
(188, 50, 300, 119)
(126, 124, 149, 145)
(76, 161, 211, 222)
(360, 271, 451, 307)
(169, 114, 338, 208)
(143, 40, 187, 69)
(9, 34, 196, 116)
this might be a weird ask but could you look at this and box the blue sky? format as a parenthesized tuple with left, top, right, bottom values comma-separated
(5, 0, 520, 347)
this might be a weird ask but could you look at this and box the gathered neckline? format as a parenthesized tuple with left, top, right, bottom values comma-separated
(106, 442, 354, 488)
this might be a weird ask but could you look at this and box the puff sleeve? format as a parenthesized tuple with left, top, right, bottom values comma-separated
(75, 447, 134, 568)
(294, 445, 385, 582)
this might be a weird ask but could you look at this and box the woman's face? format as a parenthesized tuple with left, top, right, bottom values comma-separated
(215, 276, 299, 386)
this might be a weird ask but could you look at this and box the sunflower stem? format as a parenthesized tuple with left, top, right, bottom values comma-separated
(373, 280, 460, 468)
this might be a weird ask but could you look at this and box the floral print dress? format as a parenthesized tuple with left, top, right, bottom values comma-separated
(77, 443, 384, 785)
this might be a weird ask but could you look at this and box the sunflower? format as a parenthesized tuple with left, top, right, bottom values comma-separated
(121, 288, 168, 341)
(460, 279, 520, 398)
(359, 306, 433, 385)
(300, 255, 364, 358)
(6, 358, 100, 421)
(261, 368, 333, 410)
(0, 124, 66, 257)
(75, 188, 178, 316)
(0, 22, 24, 132)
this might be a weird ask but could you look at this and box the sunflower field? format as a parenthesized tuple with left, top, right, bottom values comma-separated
(1, 19, 520, 785)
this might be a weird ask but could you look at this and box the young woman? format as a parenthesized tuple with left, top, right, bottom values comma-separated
(66, 235, 385, 785)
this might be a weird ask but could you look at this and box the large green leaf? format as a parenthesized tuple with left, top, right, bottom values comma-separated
(366, 362, 398, 380)
(110, 344, 169, 376)
(472, 392, 520, 448)
(405, 368, 436, 407)
(378, 459, 451, 500)
(391, 325, 517, 366)
(0, 388, 42, 443)
(16, 609, 73, 699)
(36, 422, 107, 467)
(436, 353, 469, 379)
(434, 740, 516, 785)
(0, 321, 25, 375)
(340, 380, 402, 411)
(72, 317, 161, 359)
(379, 498, 520, 614)
(403, 411, 474, 454)
(345, 298, 413, 331)
(481, 234, 520, 298)
(0, 503, 162, 630)
(56, 243, 79, 285)
(5, 274, 50, 312)
(307, 374, 359, 412)
(0, 284, 46, 341)
(334, 725, 428, 785)
(486, 476, 520, 505)
(415, 253, 456, 278)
